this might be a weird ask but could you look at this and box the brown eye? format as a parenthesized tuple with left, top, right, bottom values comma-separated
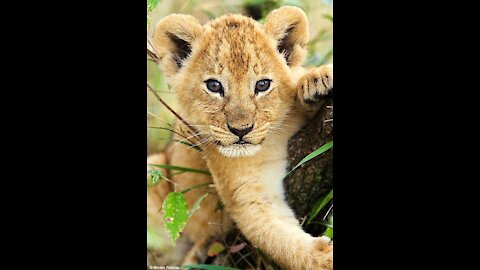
(255, 79, 272, 93)
(205, 79, 224, 96)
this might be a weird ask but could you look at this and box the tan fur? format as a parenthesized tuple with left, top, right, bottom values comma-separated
(148, 6, 333, 269)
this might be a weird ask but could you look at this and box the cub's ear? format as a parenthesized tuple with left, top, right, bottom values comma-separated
(264, 6, 309, 67)
(152, 14, 203, 77)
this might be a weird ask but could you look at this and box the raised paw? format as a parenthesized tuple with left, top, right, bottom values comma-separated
(298, 64, 333, 104)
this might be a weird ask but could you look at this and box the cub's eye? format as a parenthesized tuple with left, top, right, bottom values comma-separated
(255, 79, 272, 93)
(205, 79, 224, 96)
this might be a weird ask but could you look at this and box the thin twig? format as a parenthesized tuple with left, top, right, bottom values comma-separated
(147, 126, 187, 140)
(235, 250, 256, 269)
(299, 215, 308, 227)
(161, 176, 178, 187)
(146, 82, 201, 139)
(147, 111, 165, 121)
(323, 204, 334, 220)
(149, 90, 175, 94)
(172, 139, 203, 152)
(234, 251, 255, 268)
(147, 37, 159, 63)
(324, 119, 333, 123)
(223, 233, 240, 266)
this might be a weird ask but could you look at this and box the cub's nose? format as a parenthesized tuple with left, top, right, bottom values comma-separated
(228, 124, 253, 139)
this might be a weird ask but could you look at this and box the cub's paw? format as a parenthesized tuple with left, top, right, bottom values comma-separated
(311, 236, 333, 270)
(298, 64, 333, 104)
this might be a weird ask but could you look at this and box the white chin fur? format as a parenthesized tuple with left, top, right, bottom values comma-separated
(218, 144, 261, 158)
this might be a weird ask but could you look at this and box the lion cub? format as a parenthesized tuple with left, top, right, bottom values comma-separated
(147, 6, 333, 270)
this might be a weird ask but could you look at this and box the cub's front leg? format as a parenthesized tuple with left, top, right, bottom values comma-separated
(297, 64, 333, 107)
(207, 158, 333, 270)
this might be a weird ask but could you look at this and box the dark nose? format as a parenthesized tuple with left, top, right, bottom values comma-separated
(228, 125, 253, 139)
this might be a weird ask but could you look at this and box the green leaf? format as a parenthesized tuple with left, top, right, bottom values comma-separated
(182, 265, 239, 270)
(287, 141, 333, 175)
(147, 0, 160, 30)
(147, 0, 159, 9)
(189, 193, 209, 217)
(149, 164, 210, 175)
(323, 14, 333, 22)
(147, 170, 163, 187)
(207, 241, 225, 257)
(324, 227, 333, 238)
(152, 170, 162, 185)
(162, 192, 189, 245)
(307, 189, 333, 224)
(323, 213, 333, 238)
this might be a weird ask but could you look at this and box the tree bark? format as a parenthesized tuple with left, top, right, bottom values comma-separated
(284, 97, 334, 234)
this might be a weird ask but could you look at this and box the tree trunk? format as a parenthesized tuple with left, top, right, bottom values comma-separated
(284, 97, 334, 234)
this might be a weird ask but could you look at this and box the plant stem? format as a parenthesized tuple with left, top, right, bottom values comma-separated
(146, 82, 201, 140)
(180, 182, 213, 194)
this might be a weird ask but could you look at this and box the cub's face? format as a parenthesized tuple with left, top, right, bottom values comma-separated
(153, 7, 309, 157)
